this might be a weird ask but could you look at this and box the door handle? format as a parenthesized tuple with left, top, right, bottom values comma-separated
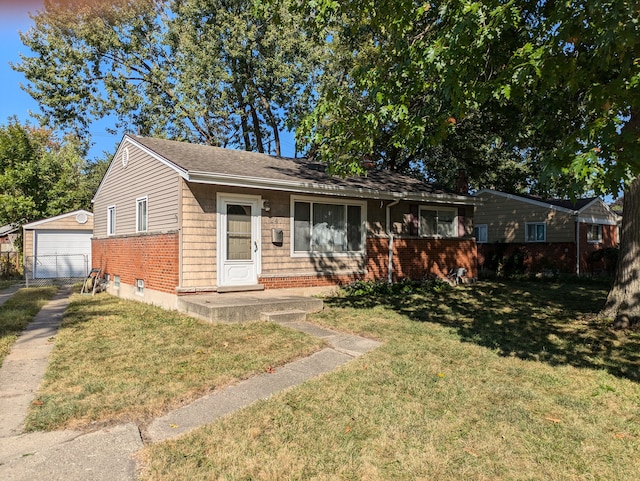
(254, 241, 258, 252)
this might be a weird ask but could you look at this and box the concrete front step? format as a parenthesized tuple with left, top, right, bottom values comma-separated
(177, 295, 323, 323)
(260, 310, 308, 323)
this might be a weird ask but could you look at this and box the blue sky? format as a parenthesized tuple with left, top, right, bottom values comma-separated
(0, 0, 298, 160)
(0, 1, 129, 160)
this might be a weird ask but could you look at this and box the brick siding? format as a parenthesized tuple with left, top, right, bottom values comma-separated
(477, 224, 617, 275)
(92, 232, 179, 294)
(93, 233, 478, 292)
(365, 237, 478, 282)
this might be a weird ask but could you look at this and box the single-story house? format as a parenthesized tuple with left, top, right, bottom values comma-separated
(23, 210, 94, 281)
(91, 135, 479, 308)
(473, 189, 620, 275)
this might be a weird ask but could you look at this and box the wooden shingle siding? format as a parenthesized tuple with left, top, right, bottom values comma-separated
(260, 190, 366, 276)
(93, 145, 179, 237)
(475, 192, 575, 243)
(181, 182, 217, 287)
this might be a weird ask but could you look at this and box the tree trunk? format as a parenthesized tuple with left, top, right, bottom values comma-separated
(600, 175, 640, 329)
(249, 103, 265, 153)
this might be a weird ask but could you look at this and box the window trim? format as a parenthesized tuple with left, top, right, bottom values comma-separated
(290, 195, 366, 257)
(525, 222, 546, 242)
(474, 224, 488, 243)
(136, 196, 148, 233)
(418, 206, 459, 238)
(107, 205, 116, 236)
(587, 224, 603, 243)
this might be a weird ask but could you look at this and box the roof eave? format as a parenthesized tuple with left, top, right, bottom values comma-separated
(187, 172, 477, 205)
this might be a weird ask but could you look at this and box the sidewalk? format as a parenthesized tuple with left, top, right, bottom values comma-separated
(0, 283, 22, 308)
(0, 288, 381, 480)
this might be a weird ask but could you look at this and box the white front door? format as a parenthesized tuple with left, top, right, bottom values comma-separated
(218, 194, 261, 287)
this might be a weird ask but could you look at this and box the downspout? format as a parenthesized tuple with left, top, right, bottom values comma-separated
(386, 199, 400, 284)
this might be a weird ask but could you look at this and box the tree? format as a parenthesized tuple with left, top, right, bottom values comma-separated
(300, 1, 640, 327)
(0, 119, 97, 230)
(15, 0, 323, 156)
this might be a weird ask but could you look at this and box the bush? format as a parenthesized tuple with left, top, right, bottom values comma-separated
(340, 278, 452, 297)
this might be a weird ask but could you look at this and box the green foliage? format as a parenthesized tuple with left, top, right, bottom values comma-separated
(0, 119, 99, 229)
(299, 0, 640, 197)
(16, 0, 325, 156)
(340, 278, 451, 298)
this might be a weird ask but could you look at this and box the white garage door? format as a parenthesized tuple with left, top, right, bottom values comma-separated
(34, 230, 92, 278)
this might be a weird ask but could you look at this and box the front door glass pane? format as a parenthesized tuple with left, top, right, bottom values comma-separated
(227, 204, 251, 260)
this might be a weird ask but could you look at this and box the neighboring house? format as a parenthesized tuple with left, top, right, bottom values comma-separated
(0, 224, 20, 275)
(473, 189, 620, 275)
(23, 210, 94, 282)
(0, 224, 19, 254)
(92, 135, 478, 308)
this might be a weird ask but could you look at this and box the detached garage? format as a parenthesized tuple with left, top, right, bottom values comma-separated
(23, 210, 94, 284)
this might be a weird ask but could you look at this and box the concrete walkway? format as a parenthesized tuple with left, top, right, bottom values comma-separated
(0, 283, 23, 309)
(0, 289, 381, 480)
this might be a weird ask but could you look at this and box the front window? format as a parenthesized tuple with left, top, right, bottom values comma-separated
(107, 205, 116, 235)
(293, 199, 364, 254)
(587, 224, 603, 243)
(136, 197, 148, 232)
(419, 208, 458, 237)
(525, 222, 546, 242)
(474, 224, 488, 243)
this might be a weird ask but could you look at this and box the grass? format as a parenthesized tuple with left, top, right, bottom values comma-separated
(24, 292, 325, 431)
(0, 279, 21, 290)
(0, 287, 58, 364)
(139, 280, 640, 481)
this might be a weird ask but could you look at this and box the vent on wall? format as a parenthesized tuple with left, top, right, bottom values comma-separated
(75, 212, 88, 224)
(121, 147, 129, 168)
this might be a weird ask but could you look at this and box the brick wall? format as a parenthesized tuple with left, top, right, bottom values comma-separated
(92, 232, 179, 294)
(366, 237, 478, 282)
(579, 223, 617, 275)
(260, 273, 361, 289)
(478, 242, 576, 273)
(260, 237, 478, 289)
(478, 224, 618, 275)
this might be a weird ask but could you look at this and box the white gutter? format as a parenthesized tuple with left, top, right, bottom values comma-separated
(386, 199, 401, 284)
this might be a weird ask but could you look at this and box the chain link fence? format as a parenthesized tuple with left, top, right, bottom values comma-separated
(24, 254, 90, 287)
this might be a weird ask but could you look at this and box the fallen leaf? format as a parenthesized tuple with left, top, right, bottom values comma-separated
(545, 417, 561, 424)
(32, 400, 44, 406)
(345, 426, 352, 433)
(265, 366, 276, 373)
(169, 423, 179, 429)
(614, 433, 627, 439)
(223, 342, 229, 348)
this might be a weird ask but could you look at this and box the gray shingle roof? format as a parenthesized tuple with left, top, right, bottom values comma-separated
(0, 224, 18, 237)
(129, 135, 463, 199)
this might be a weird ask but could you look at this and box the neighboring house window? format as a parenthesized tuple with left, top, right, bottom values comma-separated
(136, 196, 148, 232)
(107, 205, 116, 235)
(419, 207, 458, 237)
(474, 224, 488, 243)
(525, 222, 546, 242)
(587, 224, 603, 243)
(292, 198, 364, 254)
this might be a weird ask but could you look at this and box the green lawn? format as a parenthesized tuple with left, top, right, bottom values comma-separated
(139, 280, 640, 481)
(0, 287, 57, 364)
(25, 292, 326, 431)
